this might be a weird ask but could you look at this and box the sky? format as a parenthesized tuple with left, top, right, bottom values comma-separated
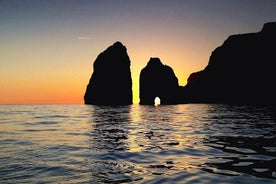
(0, 0, 275, 104)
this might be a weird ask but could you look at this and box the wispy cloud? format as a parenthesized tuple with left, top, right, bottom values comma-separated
(78, 36, 91, 40)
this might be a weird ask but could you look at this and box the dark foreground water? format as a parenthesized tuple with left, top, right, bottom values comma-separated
(0, 104, 275, 184)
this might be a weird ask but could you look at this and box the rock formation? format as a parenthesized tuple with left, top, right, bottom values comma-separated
(84, 41, 133, 105)
(139, 58, 179, 105)
(180, 22, 276, 105)
(84, 22, 275, 105)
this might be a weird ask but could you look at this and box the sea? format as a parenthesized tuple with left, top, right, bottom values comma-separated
(0, 104, 275, 184)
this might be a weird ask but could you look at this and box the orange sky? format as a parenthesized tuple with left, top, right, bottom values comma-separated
(1, 1, 275, 104)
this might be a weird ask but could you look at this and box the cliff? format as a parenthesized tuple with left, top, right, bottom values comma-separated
(84, 41, 133, 105)
(181, 22, 276, 105)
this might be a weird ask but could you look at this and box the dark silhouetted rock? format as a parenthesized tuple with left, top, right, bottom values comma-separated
(84, 41, 133, 105)
(180, 22, 276, 105)
(139, 58, 179, 105)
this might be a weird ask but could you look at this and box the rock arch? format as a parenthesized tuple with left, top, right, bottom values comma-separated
(139, 58, 179, 105)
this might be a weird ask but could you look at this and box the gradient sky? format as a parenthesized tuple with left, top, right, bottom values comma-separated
(1, 0, 275, 104)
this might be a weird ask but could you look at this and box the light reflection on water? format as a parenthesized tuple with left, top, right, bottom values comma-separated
(0, 104, 275, 183)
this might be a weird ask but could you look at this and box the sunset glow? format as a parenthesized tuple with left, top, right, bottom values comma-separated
(1, 1, 275, 104)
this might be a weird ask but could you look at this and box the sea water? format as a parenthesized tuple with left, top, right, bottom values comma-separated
(0, 104, 275, 183)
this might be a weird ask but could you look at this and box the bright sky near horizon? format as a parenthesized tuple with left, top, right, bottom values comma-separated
(1, 0, 275, 104)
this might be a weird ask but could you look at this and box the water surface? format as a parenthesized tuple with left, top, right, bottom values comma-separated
(0, 104, 275, 183)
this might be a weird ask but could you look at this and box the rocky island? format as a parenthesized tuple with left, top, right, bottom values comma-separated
(139, 58, 179, 105)
(179, 22, 276, 105)
(84, 41, 133, 105)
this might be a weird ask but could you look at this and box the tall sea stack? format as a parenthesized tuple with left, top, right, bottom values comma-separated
(84, 41, 133, 105)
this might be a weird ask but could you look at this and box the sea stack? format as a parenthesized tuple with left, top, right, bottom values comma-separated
(139, 58, 179, 105)
(180, 22, 276, 105)
(84, 41, 133, 105)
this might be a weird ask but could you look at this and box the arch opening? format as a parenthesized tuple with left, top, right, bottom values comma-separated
(154, 97, 161, 106)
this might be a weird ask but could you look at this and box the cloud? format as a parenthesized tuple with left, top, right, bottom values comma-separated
(78, 36, 91, 40)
